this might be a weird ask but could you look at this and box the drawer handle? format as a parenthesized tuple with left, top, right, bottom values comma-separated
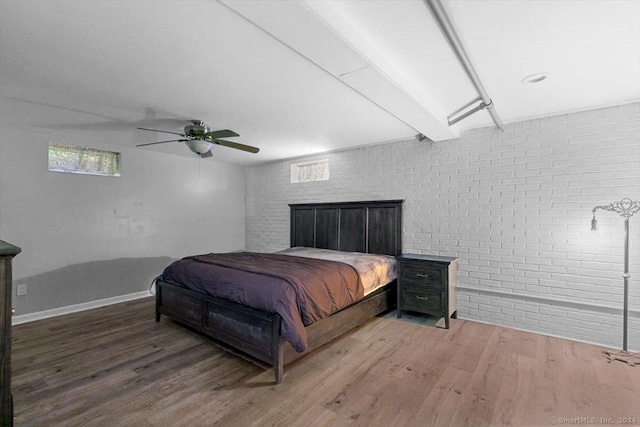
(416, 273, 429, 279)
(416, 295, 428, 300)
(12, 308, 16, 316)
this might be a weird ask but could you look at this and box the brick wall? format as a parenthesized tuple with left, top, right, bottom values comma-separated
(246, 102, 640, 350)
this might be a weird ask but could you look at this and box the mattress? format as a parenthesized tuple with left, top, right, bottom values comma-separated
(277, 247, 397, 295)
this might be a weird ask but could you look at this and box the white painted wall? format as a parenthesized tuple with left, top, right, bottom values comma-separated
(0, 126, 246, 315)
(246, 102, 640, 351)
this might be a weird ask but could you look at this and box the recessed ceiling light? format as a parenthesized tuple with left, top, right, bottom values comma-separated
(521, 72, 550, 84)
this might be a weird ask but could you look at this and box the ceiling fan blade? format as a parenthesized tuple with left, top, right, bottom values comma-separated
(136, 139, 188, 147)
(205, 129, 240, 139)
(137, 127, 187, 137)
(213, 139, 260, 153)
(200, 150, 213, 158)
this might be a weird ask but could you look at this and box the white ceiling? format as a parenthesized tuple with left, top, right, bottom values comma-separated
(1, 0, 638, 165)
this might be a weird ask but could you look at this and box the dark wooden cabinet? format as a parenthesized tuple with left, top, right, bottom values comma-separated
(1, 240, 20, 427)
(396, 254, 458, 328)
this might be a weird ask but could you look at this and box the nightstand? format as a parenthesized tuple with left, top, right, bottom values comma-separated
(396, 254, 458, 328)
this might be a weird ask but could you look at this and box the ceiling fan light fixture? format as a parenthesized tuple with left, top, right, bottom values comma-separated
(186, 140, 213, 155)
(521, 72, 550, 84)
(136, 120, 258, 156)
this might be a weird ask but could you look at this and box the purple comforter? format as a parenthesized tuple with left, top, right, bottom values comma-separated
(160, 252, 364, 352)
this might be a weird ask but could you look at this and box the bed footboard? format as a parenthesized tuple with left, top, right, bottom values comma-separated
(156, 280, 283, 381)
(156, 279, 395, 384)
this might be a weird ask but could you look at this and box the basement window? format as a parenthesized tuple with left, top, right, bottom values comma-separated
(290, 159, 329, 183)
(48, 142, 121, 177)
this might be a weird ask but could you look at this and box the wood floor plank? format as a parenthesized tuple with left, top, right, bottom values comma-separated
(10, 297, 640, 426)
(409, 366, 472, 426)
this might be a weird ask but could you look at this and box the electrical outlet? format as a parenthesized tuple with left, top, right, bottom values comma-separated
(17, 283, 27, 296)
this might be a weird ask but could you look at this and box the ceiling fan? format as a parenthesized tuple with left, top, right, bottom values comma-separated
(136, 120, 259, 158)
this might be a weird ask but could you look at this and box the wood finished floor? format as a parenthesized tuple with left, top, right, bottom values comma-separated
(11, 297, 640, 427)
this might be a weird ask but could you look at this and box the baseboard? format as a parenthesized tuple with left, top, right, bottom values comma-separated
(12, 291, 152, 325)
(456, 315, 639, 353)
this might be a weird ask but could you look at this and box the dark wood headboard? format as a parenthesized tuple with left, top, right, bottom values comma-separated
(289, 200, 403, 256)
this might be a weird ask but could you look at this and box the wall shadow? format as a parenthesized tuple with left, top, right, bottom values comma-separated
(12, 257, 177, 315)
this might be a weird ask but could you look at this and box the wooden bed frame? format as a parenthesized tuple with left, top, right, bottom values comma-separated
(155, 200, 403, 383)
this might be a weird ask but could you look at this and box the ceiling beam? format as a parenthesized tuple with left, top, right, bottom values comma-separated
(220, 0, 458, 142)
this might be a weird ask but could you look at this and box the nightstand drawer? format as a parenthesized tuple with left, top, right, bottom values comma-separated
(400, 287, 443, 313)
(402, 263, 443, 288)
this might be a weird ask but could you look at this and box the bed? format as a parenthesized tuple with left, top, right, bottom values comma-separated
(155, 200, 403, 383)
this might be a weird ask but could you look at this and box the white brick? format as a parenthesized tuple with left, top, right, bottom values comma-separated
(246, 102, 640, 351)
